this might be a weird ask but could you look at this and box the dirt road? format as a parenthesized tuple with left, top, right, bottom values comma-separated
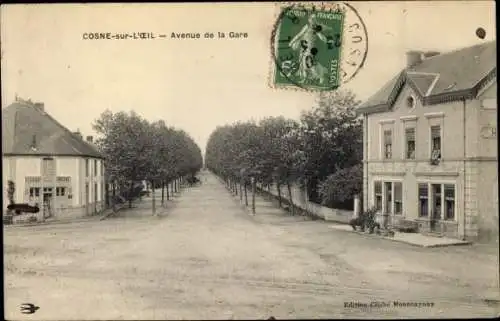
(4, 171, 499, 320)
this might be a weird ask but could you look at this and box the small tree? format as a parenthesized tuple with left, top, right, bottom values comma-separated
(7, 180, 15, 205)
(318, 164, 362, 209)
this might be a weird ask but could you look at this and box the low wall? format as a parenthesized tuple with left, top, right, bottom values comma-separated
(257, 183, 353, 224)
(10, 201, 107, 224)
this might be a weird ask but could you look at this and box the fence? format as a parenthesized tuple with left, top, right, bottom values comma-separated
(256, 183, 354, 224)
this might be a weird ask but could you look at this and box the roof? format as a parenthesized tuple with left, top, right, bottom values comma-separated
(357, 40, 497, 115)
(2, 100, 103, 159)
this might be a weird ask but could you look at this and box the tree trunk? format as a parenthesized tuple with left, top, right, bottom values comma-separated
(128, 181, 134, 208)
(166, 181, 170, 200)
(105, 181, 110, 208)
(244, 183, 248, 206)
(234, 180, 238, 195)
(277, 182, 282, 208)
(152, 180, 156, 215)
(287, 182, 295, 215)
(239, 182, 243, 202)
(251, 180, 256, 214)
(161, 181, 165, 206)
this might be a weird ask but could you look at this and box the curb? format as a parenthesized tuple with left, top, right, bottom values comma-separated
(329, 224, 473, 248)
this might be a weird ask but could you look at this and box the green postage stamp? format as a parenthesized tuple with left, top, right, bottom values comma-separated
(273, 6, 345, 91)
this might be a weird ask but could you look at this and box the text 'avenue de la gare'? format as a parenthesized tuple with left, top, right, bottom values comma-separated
(82, 32, 249, 40)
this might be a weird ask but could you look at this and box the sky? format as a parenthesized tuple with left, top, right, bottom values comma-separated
(1, 2, 496, 154)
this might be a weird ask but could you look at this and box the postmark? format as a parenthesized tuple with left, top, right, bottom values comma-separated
(270, 2, 368, 92)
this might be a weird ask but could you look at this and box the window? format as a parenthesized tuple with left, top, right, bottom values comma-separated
(43, 187, 53, 193)
(418, 183, 429, 217)
(431, 125, 441, 160)
(85, 159, 90, 177)
(405, 128, 416, 159)
(406, 96, 415, 108)
(94, 160, 98, 176)
(56, 187, 66, 196)
(394, 182, 403, 215)
(374, 181, 382, 211)
(444, 184, 455, 220)
(29, 187, 40, 197)
(384, 130, 392, 159)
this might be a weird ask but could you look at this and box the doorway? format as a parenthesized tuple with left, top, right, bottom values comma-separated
(43, 188, 53, 218)
(430, 184, 442, 231)
(85, 183, 89, 215)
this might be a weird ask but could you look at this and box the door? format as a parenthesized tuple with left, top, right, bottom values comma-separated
(43, 189, 53, 218)
(94, 183, 98, 214)
(384, 182, 392, 227)
(85, 183, 89, 215)
(384, 182, 392, 214)
(430, 184, 442, 231)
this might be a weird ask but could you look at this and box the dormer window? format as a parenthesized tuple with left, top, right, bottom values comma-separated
(30, 135, 38, 151)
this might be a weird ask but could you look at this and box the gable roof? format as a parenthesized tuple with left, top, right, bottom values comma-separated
(2, 100, 103, 159)
(357, 40, 497, 115)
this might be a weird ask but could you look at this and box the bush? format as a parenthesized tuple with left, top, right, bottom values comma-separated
(349, 207, 380, 233)
(318, 164, 362, 209)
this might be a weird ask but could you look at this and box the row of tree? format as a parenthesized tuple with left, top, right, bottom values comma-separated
(205, 90, 363, 212)
(93, 110, 203, 214)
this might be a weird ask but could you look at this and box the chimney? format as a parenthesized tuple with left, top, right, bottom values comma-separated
(73, 131, 82, 139)
(86, 136, 93, 143)
(422, 51, 441, 59)
(406, 50, 424, 68)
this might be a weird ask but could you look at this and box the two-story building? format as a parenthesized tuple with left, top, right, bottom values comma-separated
(356, 41, 497, 243)
(2, 98, 106, 222)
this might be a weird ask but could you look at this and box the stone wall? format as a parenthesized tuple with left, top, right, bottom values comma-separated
(257, 183, 353, 224)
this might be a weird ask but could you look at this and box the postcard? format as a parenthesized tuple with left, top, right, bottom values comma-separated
(2, 1, 498, 320)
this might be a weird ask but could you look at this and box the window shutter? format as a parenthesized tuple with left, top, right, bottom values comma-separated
(405, 128, 415, 141)
(384, 130, 392, 144)
(431, 126, 440, 138)
(418, 184, 428, 197)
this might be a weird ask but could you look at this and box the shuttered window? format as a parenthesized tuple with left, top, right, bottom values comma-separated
(431, 126, 441, 158)
(405, 128, 416, 159)
(383, 130, 392, 159)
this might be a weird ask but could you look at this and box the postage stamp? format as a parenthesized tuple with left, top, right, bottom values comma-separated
(270, 2, 368, 92)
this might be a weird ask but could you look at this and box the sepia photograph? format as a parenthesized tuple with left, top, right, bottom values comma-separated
(2, 1, 498, 319)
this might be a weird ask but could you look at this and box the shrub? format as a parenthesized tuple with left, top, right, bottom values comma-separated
(318, 164, 362, 209)
(349, 207, 380, 233)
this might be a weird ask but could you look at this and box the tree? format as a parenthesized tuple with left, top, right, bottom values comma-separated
(318, 164, 363, 209)
(296, 89, 362, 203)
(93, 110, 203, 213)
(7, 181, 15, 213)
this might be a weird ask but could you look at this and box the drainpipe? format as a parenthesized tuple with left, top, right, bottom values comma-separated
(462, 99, 467, 241)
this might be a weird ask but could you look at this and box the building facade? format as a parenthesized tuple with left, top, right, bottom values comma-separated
(357, 41, 498, 243)
(2, 98, 106, 221)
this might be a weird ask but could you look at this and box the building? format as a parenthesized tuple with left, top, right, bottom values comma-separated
(2, 98, 106, 221)
(356, 41, 497, 243)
